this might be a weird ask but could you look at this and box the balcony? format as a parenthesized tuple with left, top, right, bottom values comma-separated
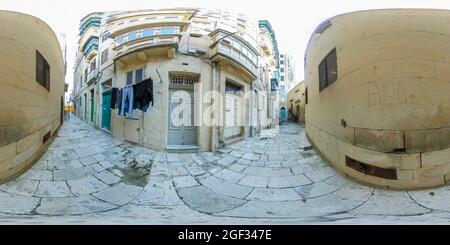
(259, 37, 274, 57)
(209, 29, 259, 81)
(82, 36, 99, 60)
(113, 27, 181, 64)
(86, 68, 98, 85)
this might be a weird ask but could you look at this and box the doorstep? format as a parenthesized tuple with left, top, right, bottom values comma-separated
(166, 144, 200, 153)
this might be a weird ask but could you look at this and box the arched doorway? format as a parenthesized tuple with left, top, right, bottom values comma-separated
(280, 107, 287, 122)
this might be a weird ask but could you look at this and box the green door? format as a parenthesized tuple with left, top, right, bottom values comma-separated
(101, 90, 112, 130)
(90, 89, 94, 122)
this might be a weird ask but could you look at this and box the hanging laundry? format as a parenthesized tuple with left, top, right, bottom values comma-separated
(120, 86, 134, 117)
(133, 78, 153, 113)
(117, 88, 123, 116)
(110, 88, 118, 109)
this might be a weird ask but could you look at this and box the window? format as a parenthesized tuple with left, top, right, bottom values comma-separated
(318, 48, 337, 91)
(90, 59, 96, 71)
(143, 29, 154, 37)
(305, 87, 308, 104)
(135, 69, 143, 83)
(101, 49, 108, 65)
(115, 36, 124, 45)
(126, 69, 144, 85)
(126, 71, 133, 86)
(280, 76, 285, 81)
(280, 68, 284, 73)
(128, 32, 137, 41)
(280, 60, 284, 65)
(271, 78, 277, 91)
(84, 68, 88, 81)
(101, 32, 110, 42)
(36, 51, 50, 90)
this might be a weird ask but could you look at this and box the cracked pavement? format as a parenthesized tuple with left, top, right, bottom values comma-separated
(1, 116, 450, 224)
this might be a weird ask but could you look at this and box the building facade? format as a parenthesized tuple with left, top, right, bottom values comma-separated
(0, 11, 65, 183)
(287, 81, 305, 123)
(305, 9, 450, 190)
(278, 53, 295, 123)
(258, 20, 280, 129)
(74, 8, 279, 152)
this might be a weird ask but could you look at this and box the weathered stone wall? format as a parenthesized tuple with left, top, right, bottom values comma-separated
(305, 9, 450, 189)
(287, 82, 305, 123)
(0, 11, 65, 183)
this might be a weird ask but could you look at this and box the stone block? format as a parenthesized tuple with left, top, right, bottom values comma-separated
(12, 144, 37, 167)
(422, 147, 450, 168)
(355, 128, 404, 153)
(0, 143, 15, 162)
(16, 132, 39, 154)
(405, 127, 450, 153)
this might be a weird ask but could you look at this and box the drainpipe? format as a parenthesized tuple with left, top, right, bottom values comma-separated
(249, 81, 254, 137)
(211, 62, 216, 151)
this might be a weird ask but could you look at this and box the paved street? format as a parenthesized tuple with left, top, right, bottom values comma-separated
(1, 116, 450, 224)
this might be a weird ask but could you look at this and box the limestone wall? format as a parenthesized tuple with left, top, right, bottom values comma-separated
(287, 82, 305, 123)
(305, 9, 450, 189)
(0, 11, 65, 183)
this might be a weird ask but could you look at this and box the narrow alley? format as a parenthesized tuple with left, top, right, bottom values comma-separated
(1, 117, 450, 224)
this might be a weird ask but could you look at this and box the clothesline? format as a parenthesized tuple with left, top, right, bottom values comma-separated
(110, 77, 154, 118)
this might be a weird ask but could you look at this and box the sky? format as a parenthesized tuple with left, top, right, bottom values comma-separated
(2, 0, 450, 94)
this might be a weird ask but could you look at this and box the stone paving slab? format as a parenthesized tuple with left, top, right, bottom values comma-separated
(0, 178, 39, 196)
(18, 169, 53, 181)
(268, 174, 312, 188)
(199, 175, 253, 199)
(173, 176, 199, 188)
(92, 183, 143, 206)
(213, 169, 245, 183)
(351, 190, 431, 216)
(295, 181, 340, 199)
(408, 187, 450, 212)
(95, 170, 121, 185)
(0, 191, 40, 214)
(246, 188, 302, 202)
(36, 195, 117, 215)
(34, 181, 73, 198)
(133, 178, 182, 206)
(243, 166, 293, 177)
(54, 166, 98, 181)
(177, 186, 246, 214)
(67, 176, 110, 196)
(239, 175, 269, 188)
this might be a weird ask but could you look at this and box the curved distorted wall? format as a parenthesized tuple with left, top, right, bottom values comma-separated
(0, 11, 65, 183)
(305, 9, 450, 189)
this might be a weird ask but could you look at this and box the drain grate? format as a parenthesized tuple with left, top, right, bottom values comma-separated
(346, 156, 397, 180)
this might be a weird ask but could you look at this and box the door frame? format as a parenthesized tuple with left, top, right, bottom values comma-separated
(166, 72, 199, 147)
(101, 89, 112, 130)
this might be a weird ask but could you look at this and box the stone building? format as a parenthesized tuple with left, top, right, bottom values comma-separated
(279, 52, 295, 123)
(304, 9, 450, 189)
(258, 20, 280, 130)
(0, 11, 66, 183)
(287, 81, 305, 123)
(74, 8, 280, 152)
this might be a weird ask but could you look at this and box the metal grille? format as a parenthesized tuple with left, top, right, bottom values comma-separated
(170, 76, 196, 86)
(346, 156, 397, 180)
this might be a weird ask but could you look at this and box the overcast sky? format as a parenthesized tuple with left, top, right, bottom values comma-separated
(2, 0, 450, 94)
